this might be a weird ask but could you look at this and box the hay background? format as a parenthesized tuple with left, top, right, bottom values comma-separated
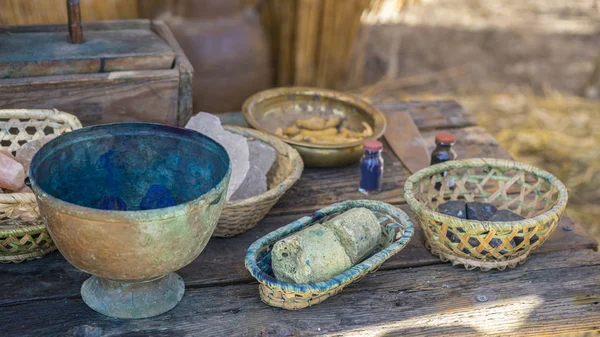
(355, 0, 600, 244)
(424, 91, 599, 242)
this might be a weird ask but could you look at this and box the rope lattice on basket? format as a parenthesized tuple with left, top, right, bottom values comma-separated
(0, 219, 55, 264)
(0, 109, 82, 155)
(404, 158, 568, 271)
(0, 109, 82, 263)
(0, 193, 39, 220)
(214, 126, 303, 237)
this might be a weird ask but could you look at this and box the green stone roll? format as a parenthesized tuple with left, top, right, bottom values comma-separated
(324, 207, 381, 264)
(271, 207, 383, 284)
(271, 224, 352, 284)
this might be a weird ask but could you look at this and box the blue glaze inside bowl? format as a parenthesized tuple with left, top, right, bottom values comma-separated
(30, 123, 230, 211)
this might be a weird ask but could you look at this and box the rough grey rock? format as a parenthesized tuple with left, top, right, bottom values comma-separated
(248, 140, 276, 175)
(186, 112, 249, 199)
(271, 224, 352, 284)
(323, 207, 381, 264)
(230, 164, 267, 201)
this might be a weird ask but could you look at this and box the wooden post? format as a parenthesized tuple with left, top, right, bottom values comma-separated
(66, 0, 83, 43)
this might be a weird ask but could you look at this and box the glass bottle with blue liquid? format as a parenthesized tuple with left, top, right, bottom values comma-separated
(431, 132, 457, 190)
(358, 140, 384, 195)
(431, 132, 456, 165)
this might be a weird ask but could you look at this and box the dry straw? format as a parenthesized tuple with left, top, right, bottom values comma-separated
(0, 109, 82, 263)
(404, 158, 568, 271)
(263, 0, 416, 88)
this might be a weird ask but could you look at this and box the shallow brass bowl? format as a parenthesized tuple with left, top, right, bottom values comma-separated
(242, 87, 387, 167)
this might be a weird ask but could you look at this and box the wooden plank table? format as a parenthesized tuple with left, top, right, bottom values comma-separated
(1, 100, 598, 337)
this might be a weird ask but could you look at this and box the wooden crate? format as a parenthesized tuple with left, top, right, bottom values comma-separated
(0, 20, 193, 126)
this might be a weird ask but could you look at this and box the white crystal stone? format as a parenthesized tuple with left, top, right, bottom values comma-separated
(248, 141, 276, 175)
(229, 164, 267, 201)
(185, 112, 249, 199)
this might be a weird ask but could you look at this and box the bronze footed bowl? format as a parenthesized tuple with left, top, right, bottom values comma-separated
(29, 123, 231, 319)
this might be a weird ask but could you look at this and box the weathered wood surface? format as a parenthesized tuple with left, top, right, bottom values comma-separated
(219, 100, 477, 131)
(0, 20, 152, 34)
(0, 205, 592, 308)
(272, 126, 512, 214)
(220, 100, 481, 212)
(1, 249, 598, 336)
(375, 100, 477, 131)
(151, 21, 194, 126)
(0, 70, 180, 125)
(0, 29, 175, 78)
(0, 20, 193, 126)
(0, 100, 597, 336)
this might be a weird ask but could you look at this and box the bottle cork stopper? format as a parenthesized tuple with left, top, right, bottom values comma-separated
(363, 140, 383, 151)
(435, 132, 455, 144)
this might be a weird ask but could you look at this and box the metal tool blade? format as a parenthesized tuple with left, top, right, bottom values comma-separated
(382, 109, 430, 174)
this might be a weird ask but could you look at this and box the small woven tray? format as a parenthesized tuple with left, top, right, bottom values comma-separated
(245, 200, 414, 310)
(404, 158, 568, 271)
(215, 126, 303, 237)
(0, 109, 82, 263)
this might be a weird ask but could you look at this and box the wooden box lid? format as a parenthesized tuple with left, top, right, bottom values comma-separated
(0, 21, 176, 79)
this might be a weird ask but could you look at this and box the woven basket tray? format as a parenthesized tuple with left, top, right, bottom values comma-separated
(215, 126, 303, 237)
(245, 200, 414, 310)
(404, 158, 568, 271)
(0, 109, 82, 263)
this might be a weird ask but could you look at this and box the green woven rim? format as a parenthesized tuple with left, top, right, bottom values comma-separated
(245, 200, 414, 294)
(0, 245, 56, 263)
(404, 158, 569, 233)
(0, 223, 46, 237)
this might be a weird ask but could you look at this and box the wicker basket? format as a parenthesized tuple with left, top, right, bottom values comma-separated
(214, 126, 303, 237)
(0, 109, 82, 263)
(404, 158, 568, 271)
(245, 200, 414, 310)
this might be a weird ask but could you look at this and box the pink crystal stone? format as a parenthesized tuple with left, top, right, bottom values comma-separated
(16, 135, 56, 174)
(0, 152, 25, 191)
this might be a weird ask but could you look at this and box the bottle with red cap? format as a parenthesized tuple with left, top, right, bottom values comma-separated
(359, 140, 384, 195)
(431, 132, 457, 190)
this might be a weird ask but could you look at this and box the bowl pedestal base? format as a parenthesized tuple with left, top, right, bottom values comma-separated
(81, 272, 185, 319)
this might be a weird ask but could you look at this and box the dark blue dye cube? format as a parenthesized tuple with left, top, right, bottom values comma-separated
(139, 184, 176, 210)
(438, 200, 467, 219)
(488, 209, 524, 222)
(466, 202, 497, 221)
(97, 195, 128, 211)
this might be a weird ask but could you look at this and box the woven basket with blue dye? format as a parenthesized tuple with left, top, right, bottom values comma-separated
(245, 200, 414, 310)
(404, 158, 568, 271)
